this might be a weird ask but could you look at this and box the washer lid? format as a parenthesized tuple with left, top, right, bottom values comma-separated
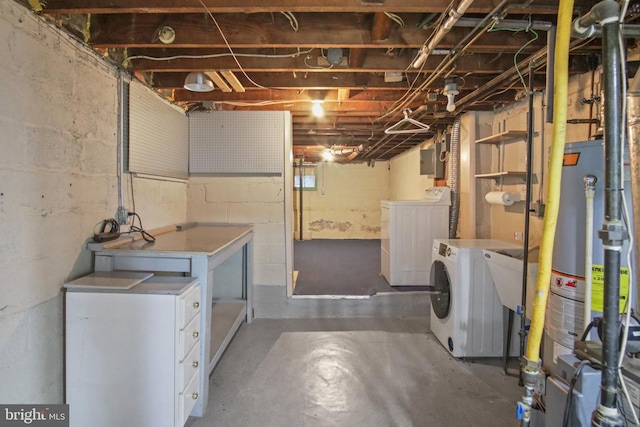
(430, 260, 451, 319)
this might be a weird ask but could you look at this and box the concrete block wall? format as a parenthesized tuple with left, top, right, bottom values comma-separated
(0, 1, 187, 404)
(187, 176, 288, 289)
(294, 162, 390, 239)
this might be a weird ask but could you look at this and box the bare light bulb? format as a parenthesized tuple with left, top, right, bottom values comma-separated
(311, 100, 324, 117)
(443, 81, 459, 113)
(323, 149, 334, 161)
(446, 93, 456, 112)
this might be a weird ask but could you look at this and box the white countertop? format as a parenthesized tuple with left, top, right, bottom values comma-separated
(65, 271, 198, 294)
(90, 223, 253, 256)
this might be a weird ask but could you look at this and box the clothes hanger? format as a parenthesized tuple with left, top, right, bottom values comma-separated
(384, 108, 431, 135)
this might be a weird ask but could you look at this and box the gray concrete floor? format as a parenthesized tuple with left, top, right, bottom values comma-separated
(186, 317, 523, 427)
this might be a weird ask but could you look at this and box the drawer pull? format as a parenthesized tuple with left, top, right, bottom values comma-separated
(192, 360, 199, 368)
(193, 301, 200, 309)
(191, 392, 199, 400)
(192, 331, 199, 338)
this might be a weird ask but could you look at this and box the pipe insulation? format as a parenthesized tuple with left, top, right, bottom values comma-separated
(449, 118, 461, 239)
(519, 0, 573, 424)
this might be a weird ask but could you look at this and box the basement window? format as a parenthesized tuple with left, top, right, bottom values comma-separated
(294, 168, 317, 191)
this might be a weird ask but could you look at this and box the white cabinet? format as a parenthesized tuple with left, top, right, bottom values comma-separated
(65, 274, 201, 427)
(381, 196, 450, 287)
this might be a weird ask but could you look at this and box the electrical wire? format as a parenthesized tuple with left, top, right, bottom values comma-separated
(125, 48, 314, 63)
(128, 212, 156, 243)
(562, 360, 594, 427)
(280, 12, 299, 32)
(384, 12, 405, 27)
(196, 0, 271, 90)
(487, 18, 539, 92)
(374, 9, 452, 122)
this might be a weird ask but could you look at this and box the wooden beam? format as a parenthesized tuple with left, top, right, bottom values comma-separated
(371, 12, 392, 41)
(204, 70, 232, 92)
(42, 0, 571, 14)
(88, 13, 548, 50)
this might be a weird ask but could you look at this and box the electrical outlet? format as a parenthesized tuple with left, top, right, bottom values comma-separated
(529, 202, 546, 218)
(115, 207, 129, 225)
(514, 232, 523, 241)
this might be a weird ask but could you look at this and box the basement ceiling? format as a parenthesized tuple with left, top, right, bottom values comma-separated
(27, 0, 608, 163)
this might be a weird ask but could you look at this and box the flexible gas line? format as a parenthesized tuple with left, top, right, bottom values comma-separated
(518, 0, 573, 424)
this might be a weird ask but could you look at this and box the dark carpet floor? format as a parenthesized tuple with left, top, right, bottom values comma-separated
(293, 239, 396, 296)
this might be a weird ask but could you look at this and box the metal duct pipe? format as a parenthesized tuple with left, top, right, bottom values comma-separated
(593, 2, 625, 425)
(454, 17, 553, 32)
(449, 119, 461, 239)
(626, 64, 640, 315)
(411, 0, 476, 68)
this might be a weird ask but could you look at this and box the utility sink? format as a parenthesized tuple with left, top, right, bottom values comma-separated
(483, 248, 538, 319)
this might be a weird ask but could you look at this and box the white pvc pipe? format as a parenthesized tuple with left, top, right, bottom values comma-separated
(584, 176, 596, 333)
(412, 0, 476, 68)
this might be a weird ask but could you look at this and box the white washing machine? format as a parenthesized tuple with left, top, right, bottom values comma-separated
(429, 239, 522, 358)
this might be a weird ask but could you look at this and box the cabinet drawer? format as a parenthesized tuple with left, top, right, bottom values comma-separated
(178, 341, 200, 392)
(179, 285, 201, 329)
(179, 369, 200, 426)
(178, 313, 201, 361)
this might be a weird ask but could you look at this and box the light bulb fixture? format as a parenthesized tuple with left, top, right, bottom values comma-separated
(443, 79, 459, 113)
(323, 149, 334, 162)
(311, 100, 324, 117)
(157, 26, 176, 44)
(184, 72, 214, 92)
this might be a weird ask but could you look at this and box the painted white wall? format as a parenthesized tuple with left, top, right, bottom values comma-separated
(0, 1, 186, 404)
(389, 140, 436, 200)
(293, 162, 390, 239)
(480, 72, 598, 245)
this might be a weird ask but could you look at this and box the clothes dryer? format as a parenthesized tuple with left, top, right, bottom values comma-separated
(430, 239, 521, 358)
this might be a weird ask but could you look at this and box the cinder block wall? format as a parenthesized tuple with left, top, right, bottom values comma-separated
(293, 162, 390, 239)
(188, 176, 288, 290)
(0, 1, 187, 404)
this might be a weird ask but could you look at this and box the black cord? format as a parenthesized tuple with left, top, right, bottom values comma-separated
(581, 320, 595, 341)
(128, 212, 155, 243)
(563, 360, 592, 427)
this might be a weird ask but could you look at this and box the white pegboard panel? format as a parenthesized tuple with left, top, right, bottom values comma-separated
(189, 111, 285, 175)
(128, 81, 188, 179)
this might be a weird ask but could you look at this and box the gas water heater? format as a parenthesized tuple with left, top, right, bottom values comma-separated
(543, 140, 635, 375)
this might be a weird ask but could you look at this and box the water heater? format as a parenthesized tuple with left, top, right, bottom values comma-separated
(543, 140, 635, 375)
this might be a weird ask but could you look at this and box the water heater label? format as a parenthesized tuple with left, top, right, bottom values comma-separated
(550, 270, 585, 301)
(590, 265, 630, 313)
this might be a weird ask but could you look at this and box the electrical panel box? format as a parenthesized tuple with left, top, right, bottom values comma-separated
(420, 143, 445, 179)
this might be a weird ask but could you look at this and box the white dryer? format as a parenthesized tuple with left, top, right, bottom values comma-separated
(429, 239, 521, 358)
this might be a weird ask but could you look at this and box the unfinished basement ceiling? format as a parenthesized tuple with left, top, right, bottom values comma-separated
(28, 0, 608, 163)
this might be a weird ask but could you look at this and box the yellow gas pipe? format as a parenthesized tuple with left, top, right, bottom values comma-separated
(518, 0, 573, 424)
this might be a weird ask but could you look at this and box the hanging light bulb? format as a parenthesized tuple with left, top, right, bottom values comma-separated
(323, 148, 334, 161)
(443, 79, 459, 113)
(311, 100, 324, 117)
(184, 72, 214, 92)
